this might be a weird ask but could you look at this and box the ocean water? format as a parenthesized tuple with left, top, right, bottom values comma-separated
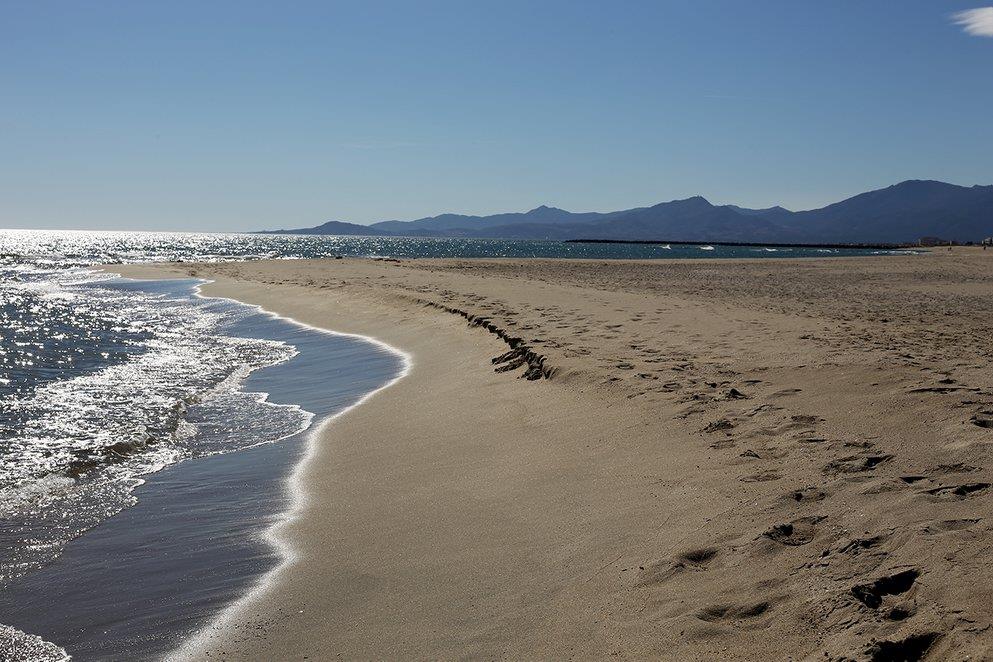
(0, 228, 911, 265)
(0, 276, 404, 660)
(0, 229, 908, 659)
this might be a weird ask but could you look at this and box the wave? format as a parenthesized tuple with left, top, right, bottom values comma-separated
(0, 624, 69, 662)
(0, 271, 307, 586)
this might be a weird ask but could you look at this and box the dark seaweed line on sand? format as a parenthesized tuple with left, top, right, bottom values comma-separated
(420, 301, 553, 380)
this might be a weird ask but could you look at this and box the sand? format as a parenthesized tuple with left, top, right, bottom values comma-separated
(114, 248, 993, 661)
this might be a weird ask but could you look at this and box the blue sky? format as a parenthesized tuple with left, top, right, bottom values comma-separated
(1, 1, 991, 231)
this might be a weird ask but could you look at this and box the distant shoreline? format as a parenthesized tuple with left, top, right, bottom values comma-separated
(567, 238, 916, 250)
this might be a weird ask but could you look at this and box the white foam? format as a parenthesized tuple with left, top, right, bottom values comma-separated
(0, 269, 314, 591)
(0, 624, 70, 662)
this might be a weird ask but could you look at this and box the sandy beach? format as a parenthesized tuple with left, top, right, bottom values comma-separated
(116, 249, 993, 661)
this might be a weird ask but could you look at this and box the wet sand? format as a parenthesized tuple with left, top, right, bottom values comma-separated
(117, 248, 993, 660)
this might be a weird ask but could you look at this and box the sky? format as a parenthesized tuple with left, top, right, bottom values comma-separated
(1, 1, 991, 231)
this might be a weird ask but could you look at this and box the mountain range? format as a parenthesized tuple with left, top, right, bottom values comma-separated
(258, 180, 993, 244)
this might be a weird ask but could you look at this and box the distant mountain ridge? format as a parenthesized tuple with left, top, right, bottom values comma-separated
(258, 180, 993, 244)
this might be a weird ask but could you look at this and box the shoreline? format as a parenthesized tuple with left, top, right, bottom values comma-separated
(113, 252, 993, 660)
(165, 279, 413, 660)
(1, 272, 406, 661)
(112, 263, 631, 659)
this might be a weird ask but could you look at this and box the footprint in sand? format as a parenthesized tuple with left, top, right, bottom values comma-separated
(781, 486, 826, 504)
(745, 403, 779, 417)
(971, 410, 993, 428)
(703, 418, 735, 433)
(753, 415, 823, 437)
(740, 469, 781, 483)
(919, 518, 981, 535)
(836, 532, 889, 556)
(866, 633, 941, 662)
(636, 547, 719, 586)
(695, 600, 772, 623)
(710, 438, 736, 450)
(936, 462, 980, 474)
(822, 454, 893, 475)
(761, 516, 825, 546)
(921, 482, 990, 500)
(850, 568, 919, 608)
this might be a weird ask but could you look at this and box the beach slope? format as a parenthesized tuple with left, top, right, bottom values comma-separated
(116, 250, 993, 660)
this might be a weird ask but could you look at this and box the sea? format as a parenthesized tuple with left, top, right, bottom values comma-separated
(0, 230, 913, 660)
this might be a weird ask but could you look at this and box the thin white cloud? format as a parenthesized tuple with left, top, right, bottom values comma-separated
(952, 7, 993, 37)
(342, 140, 423, 150)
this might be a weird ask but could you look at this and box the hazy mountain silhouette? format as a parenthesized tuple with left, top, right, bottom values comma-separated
(261, 220, 392, 236)
(574, 196, 799, 243)
(370, 205, 627, 234)
(781, 180, 993, 243)
(257, 180, 993, 244)
(724, 204, 793, 219)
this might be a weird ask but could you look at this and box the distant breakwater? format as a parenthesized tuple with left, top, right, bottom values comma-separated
(567, 239, 912, 250)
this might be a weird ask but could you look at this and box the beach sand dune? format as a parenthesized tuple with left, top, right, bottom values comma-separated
(117, 249, 993, 660)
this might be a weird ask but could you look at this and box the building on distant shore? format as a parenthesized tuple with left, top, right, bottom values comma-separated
(983, 237, 993, 246)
